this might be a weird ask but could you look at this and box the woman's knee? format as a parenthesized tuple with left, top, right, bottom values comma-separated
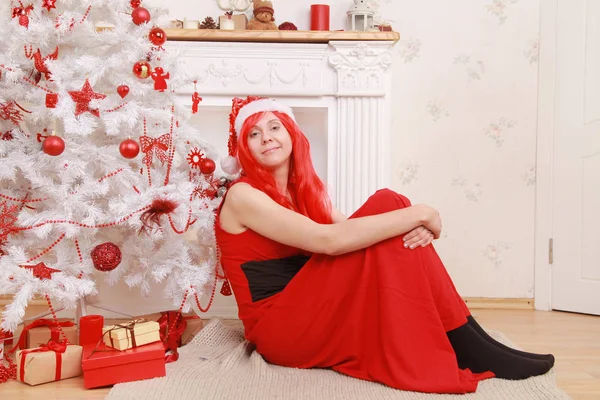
(351, 189, 412, 218)
(371, 188, 412, 208)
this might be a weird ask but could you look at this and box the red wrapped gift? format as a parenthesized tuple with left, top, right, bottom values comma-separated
(82, 341, 166, 389)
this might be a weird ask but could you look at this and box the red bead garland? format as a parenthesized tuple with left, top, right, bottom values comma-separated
(45, 294, 69, 343)
(0, 352, 16, 384)
(25, 233, 66, 263)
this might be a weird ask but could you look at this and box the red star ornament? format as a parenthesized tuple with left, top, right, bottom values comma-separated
(68, 79, 106, 117)
(20, 262, 61, 280)
(42, 0, 57, 11)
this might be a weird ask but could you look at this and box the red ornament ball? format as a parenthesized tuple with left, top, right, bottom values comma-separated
(119, 139, 140, 159)
(91, 242, 122, 272)
(199, 158, 216, 175)
(132, 7, 151, 25)
(133, 60, 152, 79)
(130, 0, 141, 8)
(149, 27, 167, 46)
(42, 136, 65, 156)
(278, 22, 298, 30)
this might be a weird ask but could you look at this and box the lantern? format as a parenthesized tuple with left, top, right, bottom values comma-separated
(347, 0, 375, 32)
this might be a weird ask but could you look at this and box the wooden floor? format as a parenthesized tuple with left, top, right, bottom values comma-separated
(2, 309, 599, 399)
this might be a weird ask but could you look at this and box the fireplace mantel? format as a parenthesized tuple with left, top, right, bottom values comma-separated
(168, 35, 398, 214)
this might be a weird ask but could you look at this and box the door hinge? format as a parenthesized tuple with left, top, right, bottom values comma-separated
(549, 238, 554, 265)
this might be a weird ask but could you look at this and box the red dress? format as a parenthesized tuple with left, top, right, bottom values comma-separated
(215, 180, 494, 394)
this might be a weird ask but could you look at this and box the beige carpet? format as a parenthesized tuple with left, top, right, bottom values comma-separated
(107, 319, 571, 400)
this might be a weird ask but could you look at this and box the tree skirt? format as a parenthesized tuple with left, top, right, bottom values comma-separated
(107, 319, 570, 400)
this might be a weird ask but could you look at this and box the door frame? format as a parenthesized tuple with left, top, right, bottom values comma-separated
(534, 0, 558, 311)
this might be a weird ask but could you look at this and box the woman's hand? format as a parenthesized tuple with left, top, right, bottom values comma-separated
(416, 204, 442, 240)
(403, 226, 435, 249)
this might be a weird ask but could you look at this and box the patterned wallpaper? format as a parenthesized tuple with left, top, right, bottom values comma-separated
(162, 0, 541, 299)
(387, 0, 540, 298)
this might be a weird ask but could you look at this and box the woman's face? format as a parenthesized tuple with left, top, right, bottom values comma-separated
(246, 112, 293, 170)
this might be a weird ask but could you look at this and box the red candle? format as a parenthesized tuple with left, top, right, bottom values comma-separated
(79, 315, 104, 346)
(311, 4, 330, 31)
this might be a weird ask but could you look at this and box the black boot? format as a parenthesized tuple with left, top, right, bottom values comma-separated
(447, 323, 552, 380)
(467, 316, 555, 367)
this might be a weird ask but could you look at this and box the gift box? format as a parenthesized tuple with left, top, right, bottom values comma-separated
(82, 341, 166, 389)
(27, 319, 78, 348)
(219, 14, 247, 30)
(139, 312, 203, 347)
(102, 319, 160, 351)
(181, 316, 203, 345)
(10, 319, 77, 354)
(16, 342, 82, 386)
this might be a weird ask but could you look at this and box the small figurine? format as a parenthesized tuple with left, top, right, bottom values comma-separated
(192, 92, 202, 114)
(151, 67, 170, 92)
(247, 0, 277, 30)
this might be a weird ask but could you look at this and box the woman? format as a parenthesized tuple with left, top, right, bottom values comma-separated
(215, 96, 554, 394)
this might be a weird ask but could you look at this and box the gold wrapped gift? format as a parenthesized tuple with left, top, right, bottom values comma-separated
(17, 344, 83, 386)
(102, 319, 160, 351)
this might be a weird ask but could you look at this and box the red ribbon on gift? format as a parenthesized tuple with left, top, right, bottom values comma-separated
(10, 319, 75, 354)
(0, 330, 13, 346)
(157, 312, 200, 363)
(19, 340, 67, 382)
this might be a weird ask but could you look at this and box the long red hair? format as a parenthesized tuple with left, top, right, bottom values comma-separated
(236, 111, 332, 224)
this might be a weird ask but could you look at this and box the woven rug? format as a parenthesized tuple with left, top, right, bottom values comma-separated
(107, 319, 571, 400)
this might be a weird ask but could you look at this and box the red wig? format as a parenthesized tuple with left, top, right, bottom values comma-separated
(236, 111, 332, 225)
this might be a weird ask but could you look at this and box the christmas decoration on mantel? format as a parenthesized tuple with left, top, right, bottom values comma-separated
(247, 0, 278, 30)
(200, 17, 218, 30)
(0, 0, 230, 335)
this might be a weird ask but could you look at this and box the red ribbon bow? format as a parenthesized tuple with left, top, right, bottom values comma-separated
(19, 340, 67, 383)
(9, 319, 74, 354)
(156, 312, 200, 363)
(140, 133, 171, 166)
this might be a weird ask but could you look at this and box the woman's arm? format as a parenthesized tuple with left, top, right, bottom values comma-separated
(226, 183, 438, 256)
(331, 206, 347, 223)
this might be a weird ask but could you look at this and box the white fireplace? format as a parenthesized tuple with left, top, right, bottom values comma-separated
(170, 39, 397, 216)
(155, 37, 396, 318)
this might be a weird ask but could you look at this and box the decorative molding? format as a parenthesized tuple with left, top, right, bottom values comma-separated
(328, 42, 394, 96)
(202, 60, 310, 88)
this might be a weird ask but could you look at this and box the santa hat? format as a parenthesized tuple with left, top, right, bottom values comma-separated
(227, 96, 296, 158)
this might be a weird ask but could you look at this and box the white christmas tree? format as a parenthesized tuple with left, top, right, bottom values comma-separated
(0, 0, 228, 333)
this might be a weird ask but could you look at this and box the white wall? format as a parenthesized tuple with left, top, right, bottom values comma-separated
(162, 0, 541, 300)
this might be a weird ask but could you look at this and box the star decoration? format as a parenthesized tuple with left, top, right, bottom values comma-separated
(68, 79, 106, 117)
(0, 201, 19, 243)
(20, 262, 61, 280)
(187, 148, 204, 169)
(42, 0, 57, 12)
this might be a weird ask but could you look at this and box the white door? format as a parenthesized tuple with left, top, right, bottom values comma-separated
(551, 0, 600, 315)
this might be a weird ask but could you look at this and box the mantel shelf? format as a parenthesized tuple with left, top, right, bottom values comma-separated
(163, 29, 400, 44)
